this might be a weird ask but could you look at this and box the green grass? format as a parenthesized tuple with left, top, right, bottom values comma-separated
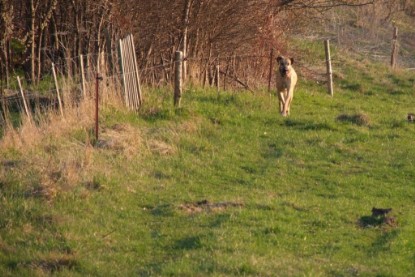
(1, 56, 415, 276)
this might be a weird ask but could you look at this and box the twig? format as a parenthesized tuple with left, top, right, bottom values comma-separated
(219, 70, 255, 94)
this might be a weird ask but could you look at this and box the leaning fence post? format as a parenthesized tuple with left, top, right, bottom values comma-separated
(391, 26, 398, 69)
(52, 63, 64, 117)
(174, 51, 183, 108)
(130, 34, 143, 106)
(119, 38, 130, 109)
(17, 76, 32, 123)
(324, 40, 334, 97)
(126, 35, 139, 111)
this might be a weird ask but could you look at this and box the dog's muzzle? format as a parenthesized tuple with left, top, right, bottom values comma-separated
(280, 68, 288, 77)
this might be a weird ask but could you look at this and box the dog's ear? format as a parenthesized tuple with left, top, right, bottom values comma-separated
(276, 56, 283, 64)
(290, 58, 294, 65)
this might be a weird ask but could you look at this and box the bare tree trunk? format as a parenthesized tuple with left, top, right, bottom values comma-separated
(65, 44, 72, 78)
(159, 54, 168, 85)
(174, 51, 183, 108)
(30, 0, 36, 84)
(1, 44, 10, 87)
(182, 0, 192, 81)
(390, 26, 398, 69)
(96, 13, 105, 73)
(0, 0, 10, 87)
(104, 28, 114, 75)
(36, 30, 44, 82)
(203, 43, 212, 87)
(268, 48, 274, 93)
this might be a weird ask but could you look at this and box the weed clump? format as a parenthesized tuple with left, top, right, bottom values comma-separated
(336, 112, 370, 126)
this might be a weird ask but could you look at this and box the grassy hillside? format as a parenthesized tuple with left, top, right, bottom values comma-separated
(1, 50, 415, 276)
(292, 3, 415, 69)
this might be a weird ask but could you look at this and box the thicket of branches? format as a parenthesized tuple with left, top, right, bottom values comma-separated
(1, 0, 414, 87)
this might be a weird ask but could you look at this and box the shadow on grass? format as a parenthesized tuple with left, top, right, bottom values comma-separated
(388, 74, 414, 89)
(173, 235, 202, 250)
(137, 263, 163, 277)
(139, 106, 193, 124)
(150, 204, 174, 217)
(358, 215, 385, 228)
(139, 108, 174, 122)
(283, 119, 336, 131)
(370, 229, 400, 255)
(209, 214, 231, 228)
(340, 81, 363, 92)
(195, 94, 239, 106)
(7, 256, 78, 274)
(262, 143, 283, 160)
(3, 206, 77, 274)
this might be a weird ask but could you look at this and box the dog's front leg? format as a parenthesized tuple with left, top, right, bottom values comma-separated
(282, 88, 294, 117)
(278, 91, 286, 113)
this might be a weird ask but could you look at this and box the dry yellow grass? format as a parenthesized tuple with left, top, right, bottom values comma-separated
(0, 87, 125, 200)
(98, 123, 144, 159)
(1, 97, 93, 151)
(147, 139, 177, 155)
(0, 82, 203, 201)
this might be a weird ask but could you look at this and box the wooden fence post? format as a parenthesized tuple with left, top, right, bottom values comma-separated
(324, 40, 334, 97)
(17, 76, 32, 123)
(391, 26, 398, 69)
(174, 51, 183, 107)
(268, 48, 274, 93)
(51, 63, 64, 117)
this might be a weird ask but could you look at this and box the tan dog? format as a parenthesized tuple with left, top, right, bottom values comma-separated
(276, 56, 297, 117)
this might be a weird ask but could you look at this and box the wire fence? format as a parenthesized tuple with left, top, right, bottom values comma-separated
(0, 31, 407, 128)
(0, 51, 280, 113)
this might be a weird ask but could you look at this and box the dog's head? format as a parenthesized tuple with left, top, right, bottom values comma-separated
(277, 56, 294, 77)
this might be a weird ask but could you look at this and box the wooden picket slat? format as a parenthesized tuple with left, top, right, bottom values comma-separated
(119, 34, 142, 112)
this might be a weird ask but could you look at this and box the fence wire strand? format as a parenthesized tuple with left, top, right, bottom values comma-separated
(2, 41, 343, 123)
